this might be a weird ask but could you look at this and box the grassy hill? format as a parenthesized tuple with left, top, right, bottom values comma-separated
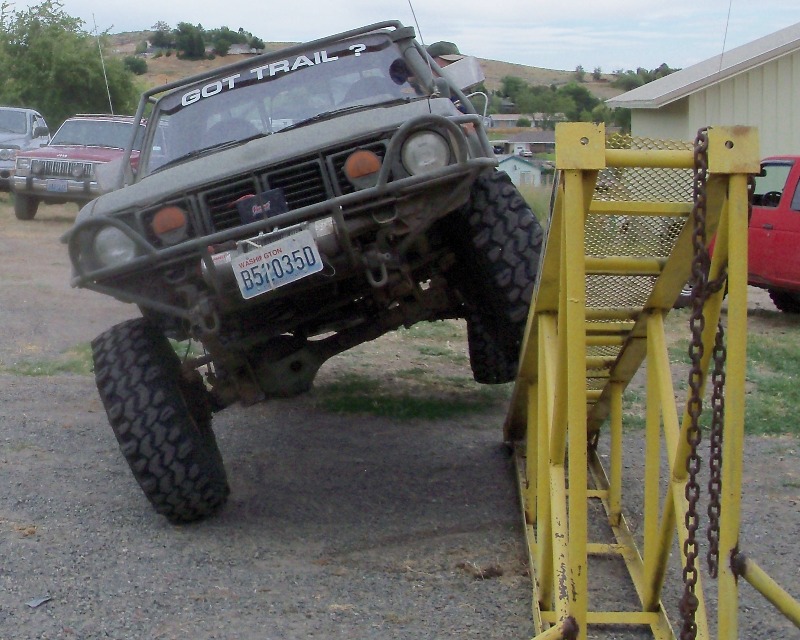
(109, 31, 624, 101)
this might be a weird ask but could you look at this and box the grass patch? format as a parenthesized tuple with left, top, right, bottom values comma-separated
(744, 333, 800, 436)
(1, 343, 94, 377)
(1, 339, 202, 378)
(518, 184, 553, 224)
(314, 372, 511, 421)
(398, 320, 464, 341)
(625, 327, 800, 436)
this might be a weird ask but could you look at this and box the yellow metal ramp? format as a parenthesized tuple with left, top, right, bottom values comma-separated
(504, 123, 800, 639)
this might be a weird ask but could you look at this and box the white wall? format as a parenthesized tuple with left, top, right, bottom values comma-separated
(632, 50, 800, 157)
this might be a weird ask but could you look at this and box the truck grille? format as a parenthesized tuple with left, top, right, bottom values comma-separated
(201, 136, 387, 233)
(32, 159, 93, 179)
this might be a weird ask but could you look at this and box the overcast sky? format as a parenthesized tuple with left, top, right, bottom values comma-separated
(10, 0, 800, 72)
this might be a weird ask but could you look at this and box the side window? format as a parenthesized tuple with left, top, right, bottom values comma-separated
(791, 179, 800, 212)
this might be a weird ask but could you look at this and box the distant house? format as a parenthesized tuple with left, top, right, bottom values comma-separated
(227, 44, 262, 55)
(510, 130, 556, 155)
(606, 22, 800, 157)
(494, 130, 556, 156)
(497, 155, 547, 187)
(487, 112, 566, 130)
(487, 113, 528, 128)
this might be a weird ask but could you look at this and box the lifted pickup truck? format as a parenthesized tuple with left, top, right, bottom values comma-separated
(748, 155, 800, 312)
(63, 21, 543, 522)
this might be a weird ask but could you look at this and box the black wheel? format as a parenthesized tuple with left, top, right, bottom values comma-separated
(452, 170, 544, 383)
(466, 312, 519, 384)
(674, 282, 693, 309)
(768, 289, 800, 313)
(14, 194, 39, 220)
(92, 318, 230, 523)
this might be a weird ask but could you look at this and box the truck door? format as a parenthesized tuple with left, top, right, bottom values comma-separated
(748, 159, 800, 289)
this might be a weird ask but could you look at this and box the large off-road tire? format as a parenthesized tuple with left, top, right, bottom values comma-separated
(92, 318, 230, 523)
(451, 170, 544, 383)
(768, 289, 800, 314)
(14, 194, 39, 220)
(466, 312, 519, 384)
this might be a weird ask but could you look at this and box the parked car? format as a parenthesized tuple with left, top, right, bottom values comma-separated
(676, 155, 800, 311)
(62, 21, 544, 523)
(12, 114, 144, 220)
(0, 106, 50, 192)
(747, 155, 800, 312)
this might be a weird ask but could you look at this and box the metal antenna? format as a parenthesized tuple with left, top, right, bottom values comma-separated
(93, 14, 114, 114)
(718, 0, 734, 74)
(406, 0, 426, 47)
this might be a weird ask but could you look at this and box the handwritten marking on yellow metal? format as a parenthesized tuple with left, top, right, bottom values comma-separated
(503, 123, 799, 639)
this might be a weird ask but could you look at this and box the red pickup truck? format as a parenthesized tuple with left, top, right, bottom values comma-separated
(747, 155, 800, 312)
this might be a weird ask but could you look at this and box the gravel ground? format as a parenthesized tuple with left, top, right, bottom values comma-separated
(0, 200, 798, 639)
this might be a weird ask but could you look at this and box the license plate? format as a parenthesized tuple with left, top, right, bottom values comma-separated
(233, 229, 323, 300)
(46, 179, 69, 193)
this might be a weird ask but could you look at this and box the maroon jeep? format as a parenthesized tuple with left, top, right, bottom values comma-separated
(11, 114, 144, 220)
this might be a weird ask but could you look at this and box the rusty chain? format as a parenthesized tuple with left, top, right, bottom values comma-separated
(679, 127, 710, 640)
(706, 321, 726, 578)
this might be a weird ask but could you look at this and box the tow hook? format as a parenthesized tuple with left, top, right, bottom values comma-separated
(362, 250, 392, 287)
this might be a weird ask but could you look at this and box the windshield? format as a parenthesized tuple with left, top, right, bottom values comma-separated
(52, 119, 145, 150)
(0, 110, 27, 134)
(144, 33, 427, 173)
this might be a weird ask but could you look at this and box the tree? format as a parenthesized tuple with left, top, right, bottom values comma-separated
(209, 26, 242, 56)
(150, 21, 173, 48)
(174, 22, 205, 59)
(557, 82, 600, 121)
(574, 65, 586, 82)
(0, 1, 138, 127)
(592, 67, 602, 81)
(123, 55, 147, 75)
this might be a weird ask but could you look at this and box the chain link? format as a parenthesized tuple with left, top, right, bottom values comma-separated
(706, 321, 726, 577)
(679, 128, 709, 640)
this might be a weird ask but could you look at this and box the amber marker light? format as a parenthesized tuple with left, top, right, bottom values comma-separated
(343, 149, 382, 190)
(152, 205, 188, 245)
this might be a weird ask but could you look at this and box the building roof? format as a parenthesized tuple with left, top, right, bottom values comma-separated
(497, 155, 538, 168)
(508, 130, 556, 143)
(606, 22, 800, 109)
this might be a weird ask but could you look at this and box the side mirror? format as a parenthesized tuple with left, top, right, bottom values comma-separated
(33, 125, 49, 138)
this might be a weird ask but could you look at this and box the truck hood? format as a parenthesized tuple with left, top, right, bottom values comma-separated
(76, 98, 460, 224)
(20, 145, 127, 163)
(0, 132, 28, 147)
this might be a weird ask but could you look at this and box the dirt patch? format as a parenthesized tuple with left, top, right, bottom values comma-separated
(0, 196, 797, 639)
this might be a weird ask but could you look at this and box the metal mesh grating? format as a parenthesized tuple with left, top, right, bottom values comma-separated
(586, 275, 658, 308)
(587, 345, 622, 358)
(594, 134, 694, 203)
(585, 215, 684, 258)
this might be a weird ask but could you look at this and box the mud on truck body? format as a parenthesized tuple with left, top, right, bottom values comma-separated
(63, 21, 543, 522)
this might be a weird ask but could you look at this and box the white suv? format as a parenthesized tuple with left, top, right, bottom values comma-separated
(0, 106, 50, 191)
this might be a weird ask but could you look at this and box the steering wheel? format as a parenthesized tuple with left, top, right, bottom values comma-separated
(341, 77, 396, 104)
(761, 190, 782, 207)
(205, 118, 258, 146)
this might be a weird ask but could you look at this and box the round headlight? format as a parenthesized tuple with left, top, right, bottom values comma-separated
(93, 227, 137, 267)
(400, 131, 450, 176)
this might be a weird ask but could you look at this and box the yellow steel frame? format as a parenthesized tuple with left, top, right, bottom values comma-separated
(504, 123, 800, 639)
